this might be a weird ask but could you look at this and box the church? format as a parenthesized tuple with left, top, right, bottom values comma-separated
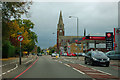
(57, 11, 83, 53)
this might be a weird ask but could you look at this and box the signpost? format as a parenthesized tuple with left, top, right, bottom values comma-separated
(105, 32, 113, 51)
(17, 35, 24, 65)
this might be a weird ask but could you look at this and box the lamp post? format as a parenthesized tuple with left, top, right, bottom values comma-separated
(69, 16, 79, 59)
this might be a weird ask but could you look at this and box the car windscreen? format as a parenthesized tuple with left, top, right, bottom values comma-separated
(92, 52, 106, 57)
(115, 51, 120, 54)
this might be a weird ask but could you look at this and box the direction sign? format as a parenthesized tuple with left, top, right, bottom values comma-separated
(17, 35, 24, 42)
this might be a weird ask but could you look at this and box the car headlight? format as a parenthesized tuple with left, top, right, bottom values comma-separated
(107, 58, 110, 61)
(92, 57, 98, 61)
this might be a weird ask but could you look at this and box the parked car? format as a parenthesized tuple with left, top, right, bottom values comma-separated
(67, 53, 72, 56)
(37, 53, 42, 56)
(82, 53, 86, 56)
(72, 53, 76, 56)
(76, 53, 85, 56)
(63, 53, 67, 56)
(77, 53, 82, 56)
(51, 53, 56, 57)
(85, 51, 110, 67)
(106, 51, 120, 60)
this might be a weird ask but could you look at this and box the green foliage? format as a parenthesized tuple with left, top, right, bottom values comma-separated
(49, 49, 55, 55)
(37, 46, 41, 53)
(2, 2, 32, 21)
(2, 40, 16, 58)
(2, 2, 39, 58)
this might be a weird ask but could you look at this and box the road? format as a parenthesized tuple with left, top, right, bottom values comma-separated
(1, 55, 120, 80)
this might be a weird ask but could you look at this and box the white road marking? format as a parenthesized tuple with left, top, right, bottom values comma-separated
(91, 68, 112, 75)
(73, 68, 85, 74)
(24, 59, 33, 64)
(64, 64, 71, 67)
(86, 73, 107, 75)
(2, 64, 18, 75)
(79, 64, 112, 75)
(2, 72, 6, 75)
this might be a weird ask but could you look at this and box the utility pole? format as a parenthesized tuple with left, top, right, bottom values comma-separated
(17, 32, 23, 65)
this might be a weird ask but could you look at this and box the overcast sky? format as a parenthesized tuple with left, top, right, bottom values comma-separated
(22, 1, 118, 49)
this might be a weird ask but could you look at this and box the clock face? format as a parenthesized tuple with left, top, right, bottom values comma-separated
(60, 30, 62, 32)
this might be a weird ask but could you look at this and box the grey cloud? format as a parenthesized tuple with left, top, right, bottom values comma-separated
(23, 2, 118, 49)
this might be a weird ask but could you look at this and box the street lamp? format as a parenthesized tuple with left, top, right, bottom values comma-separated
(69, 16, 78, 37)
(69, 16, 79, 59)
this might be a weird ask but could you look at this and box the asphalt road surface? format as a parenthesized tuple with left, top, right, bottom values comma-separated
(1, 55, 120, 80)
(17, 56, 90, 78)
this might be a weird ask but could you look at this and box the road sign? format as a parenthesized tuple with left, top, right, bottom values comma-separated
(17, 35, 24, 42)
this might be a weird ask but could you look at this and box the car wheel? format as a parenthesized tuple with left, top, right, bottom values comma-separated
(85, 61, 87, 64)
(90, 61, 94, 66)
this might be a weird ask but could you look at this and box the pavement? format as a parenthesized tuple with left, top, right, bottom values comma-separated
(0, 55, 37, 80)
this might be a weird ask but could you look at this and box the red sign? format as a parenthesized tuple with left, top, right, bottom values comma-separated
(17, 35, 24, 42)
(107, 33, 111, 37)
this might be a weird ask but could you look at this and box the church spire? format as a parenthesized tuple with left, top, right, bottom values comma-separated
(84, 28, 86, 37)
(58, 10, 63, 24)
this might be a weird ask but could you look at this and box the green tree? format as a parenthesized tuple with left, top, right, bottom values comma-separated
(2, 2, 32, 41)
(2, 2, 32, 21)
(2, 2, 33, 58)
(37, 46, 41, 53)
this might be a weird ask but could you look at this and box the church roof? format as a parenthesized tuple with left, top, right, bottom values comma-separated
(58, 11, 63, 24)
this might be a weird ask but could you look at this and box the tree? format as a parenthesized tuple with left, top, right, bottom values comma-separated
(2, 2, 32, 21)
(2, 2, 39, 58)
(8, 20, 38, 53)
(37, 46, 41, 53)
(2, 2, 32, 42)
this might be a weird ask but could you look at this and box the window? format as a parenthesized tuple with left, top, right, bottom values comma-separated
(87, 51, 91, 57)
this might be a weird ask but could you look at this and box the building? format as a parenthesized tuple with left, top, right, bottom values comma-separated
(57, 11, 114, 54)
(114, 28, 120, 52)
(57, 11, 83, 53)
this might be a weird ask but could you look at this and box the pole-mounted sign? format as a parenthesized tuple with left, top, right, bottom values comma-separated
(17, 35, 24, 65)
(17, 35, 24, 42)
(105, 32, 113, 52)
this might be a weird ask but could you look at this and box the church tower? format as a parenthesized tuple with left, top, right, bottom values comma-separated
(57, 11, 64, 52)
